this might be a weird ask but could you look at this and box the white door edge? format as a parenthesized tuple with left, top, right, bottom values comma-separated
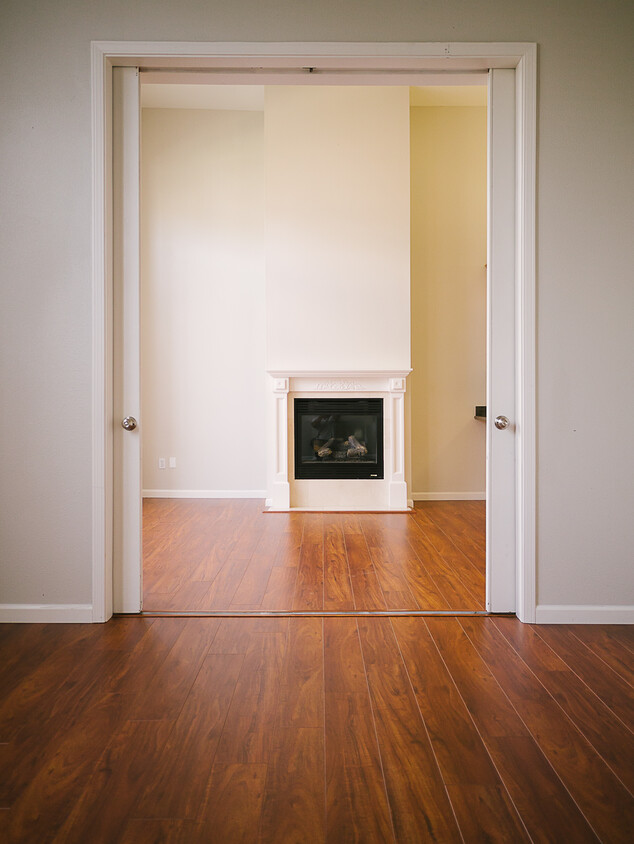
(91, 42, 537, 623)
(486, 68, 516, 613)
(112, 67, 142, 614)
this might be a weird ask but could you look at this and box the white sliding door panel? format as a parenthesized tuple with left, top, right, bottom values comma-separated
(487, 68, 517, 612)
(112, 67, 142, 613)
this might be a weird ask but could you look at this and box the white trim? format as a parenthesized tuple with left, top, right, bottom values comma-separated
(90, 40, 537, 68)
(268, 369, 412, 379)
(535, 605, 634, 625)
(0, 604, 94, 624)
(412, 492, 486, 501)
(142, 489, 267, 499)
(92, 41, 537, 624)
(92, 41, 112, 624)
(514, 46, 537, 624)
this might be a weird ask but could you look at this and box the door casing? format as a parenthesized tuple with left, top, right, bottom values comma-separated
(91, 41, 537, 622)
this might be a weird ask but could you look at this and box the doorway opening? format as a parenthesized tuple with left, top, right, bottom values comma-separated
(92, 41, 536, 624)
(138, 80, 487, 614)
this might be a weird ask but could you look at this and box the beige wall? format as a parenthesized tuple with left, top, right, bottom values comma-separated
(140, 88, 410, 494)
(141, 108, 266, 494)
(410, 104, 487, 497)
(1, 0, 633, 615)
(265, 86, 411, 371)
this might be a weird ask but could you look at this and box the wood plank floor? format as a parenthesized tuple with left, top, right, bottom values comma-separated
(1, 616, 632, 842)
(142, 500, 486, 612)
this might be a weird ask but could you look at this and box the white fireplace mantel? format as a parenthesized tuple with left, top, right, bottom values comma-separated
(266, 369, 411, 511)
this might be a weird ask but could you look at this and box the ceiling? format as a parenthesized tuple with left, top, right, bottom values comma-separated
(141, 83, 487, 111)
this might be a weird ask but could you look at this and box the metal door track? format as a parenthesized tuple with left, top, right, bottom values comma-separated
(116, 610, 515, 619)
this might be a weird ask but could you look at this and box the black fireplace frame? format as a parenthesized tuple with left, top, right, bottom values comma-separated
(293, 398, 384, 480)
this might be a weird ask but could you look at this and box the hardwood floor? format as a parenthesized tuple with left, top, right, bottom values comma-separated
(142, 500, 486, 612)
(2, 505, 630, 840)
(1, 616, 632, 842)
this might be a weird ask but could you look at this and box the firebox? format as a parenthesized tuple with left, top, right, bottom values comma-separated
(294, 398, 384, 480)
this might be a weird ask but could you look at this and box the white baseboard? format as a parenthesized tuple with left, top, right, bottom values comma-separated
(535, 604, 634, 624)
(143, 489, 267, 499)
(0, 604, 94, 623)
(411, 492, 486, 501)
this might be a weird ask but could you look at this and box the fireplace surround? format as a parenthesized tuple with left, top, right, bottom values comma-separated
(266, 370, 410, 511)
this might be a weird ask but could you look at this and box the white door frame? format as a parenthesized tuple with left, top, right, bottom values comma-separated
(91, 41, 536, 623)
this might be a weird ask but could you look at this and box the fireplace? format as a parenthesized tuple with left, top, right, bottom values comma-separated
(267, 370, 410, 511)
(294, 398, 384, 480)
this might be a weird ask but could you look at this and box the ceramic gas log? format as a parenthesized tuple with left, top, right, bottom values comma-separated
(294, 398, 383, 480)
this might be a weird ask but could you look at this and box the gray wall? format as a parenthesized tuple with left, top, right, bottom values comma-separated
(1, 1, 633, 613)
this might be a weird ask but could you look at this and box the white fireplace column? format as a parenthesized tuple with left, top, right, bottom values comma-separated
(268, 376, 291, 510)
(387, 376, 409, 510)
(266, 371, 411, 511)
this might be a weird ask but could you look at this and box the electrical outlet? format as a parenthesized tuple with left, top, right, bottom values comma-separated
(158, 457, 166, 469)
(169, 457, 176, 468)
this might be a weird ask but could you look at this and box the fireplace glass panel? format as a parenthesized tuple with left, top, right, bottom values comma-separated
(294, 398, 384, 480)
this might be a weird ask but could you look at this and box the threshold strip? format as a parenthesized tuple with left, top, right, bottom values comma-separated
(119, 610, 513, 619)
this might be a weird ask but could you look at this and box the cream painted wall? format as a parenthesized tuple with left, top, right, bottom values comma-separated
(265, 86, 411, 371)
(1, 0, 633, 614)
(410, 105, 487, 497)
(141, 108, 266, 494)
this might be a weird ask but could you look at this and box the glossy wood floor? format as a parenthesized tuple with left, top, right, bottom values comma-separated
(143, 500, 486, 612)
(1, 615, 632, 842)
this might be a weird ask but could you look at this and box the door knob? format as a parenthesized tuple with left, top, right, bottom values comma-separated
(494, 415, 510, 430)
(121, 416, 137, 431)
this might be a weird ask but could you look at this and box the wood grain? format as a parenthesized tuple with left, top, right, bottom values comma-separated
(357, 617, 463, 842)
(418, 500, 486, 566)
(259, 565, 299, 611)
(213, 629, 286, 765)
(324, 517, 355, 610)
(142, 499, 486, 612)
(126, 618, 220, 720)
(535, 623, 634, 728)
(292, 514, 325, 610)
(229, 514, 286, 609)
(571, 624, 634, 685)
(460, 616, 634, 843)
(324, 618, 394, 841)
(393, 616, 530, 841)
(494, 617, 634, 792)
(134, 653, 244, 819)
(259, 726, 326, 843)
(6, 691, 132, 842)
(426, 617, 600, 843)
(484, 735, 600, 844)
(198, 763, 267, 843)
(119, 819, 202, 844)
(54, 718, 173, 843)
(408, 508, 485, 606)
(277, 618, 324, 728)
(2, 587, 632, 841)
